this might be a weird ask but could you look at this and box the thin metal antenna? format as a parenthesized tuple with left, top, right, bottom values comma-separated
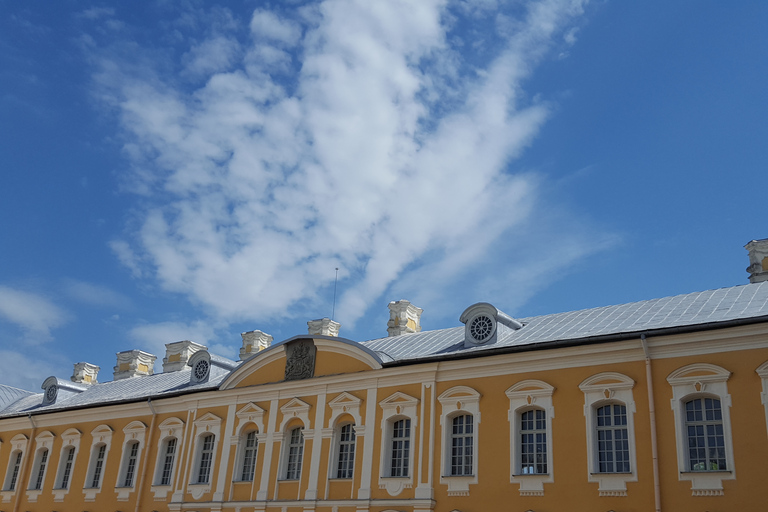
(331, 268, 339, 321)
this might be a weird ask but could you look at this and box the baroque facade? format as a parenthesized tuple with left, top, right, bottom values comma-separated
(2, 240, 768, 512)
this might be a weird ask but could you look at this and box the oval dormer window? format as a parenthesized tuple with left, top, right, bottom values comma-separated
(193, 359, 210, 382)
(45, 384, 58, 404)
(469, 314, 495, 343)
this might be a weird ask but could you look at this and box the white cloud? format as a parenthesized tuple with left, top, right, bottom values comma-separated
(0, 350, 61, 392)
(90, 0, 606, 331)
(0, 286, 68, 343)
(129, 320, 218, 358)
(62, 279, 132, 309)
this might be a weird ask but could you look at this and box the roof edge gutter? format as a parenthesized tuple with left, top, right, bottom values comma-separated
(383, 314, 768, 367)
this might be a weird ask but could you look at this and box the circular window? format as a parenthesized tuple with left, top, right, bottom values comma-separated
(193, 359, 210, 382)
(45, 384, 58, 403)
(469, 315, 494, 343)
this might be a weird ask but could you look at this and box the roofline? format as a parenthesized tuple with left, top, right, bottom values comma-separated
(382, 314, 768, 367)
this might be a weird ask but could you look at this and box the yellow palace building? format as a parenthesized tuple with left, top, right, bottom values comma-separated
(3, 239, 768, 512)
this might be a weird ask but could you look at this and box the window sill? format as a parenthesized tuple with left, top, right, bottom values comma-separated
(512, 472, 549, 477)
(681, 470, 732, 474)
(590, 472, 632, 475)
(328, 477, 353, 481)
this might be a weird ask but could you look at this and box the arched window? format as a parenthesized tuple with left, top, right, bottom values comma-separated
(31, 448, 49, 490)
(89, 444, 107, 488)
(239, 430, 258, 481)
(335, 423, 356, 479)
(595, 403, 630, 473)
(284, 427, 304, 480)
(685, 397, 726, 471)
(196, 434, 215, 484)
(520, 408, 547, 474)
(158, 437, 177, 486)
(121, 441, 140, 487)
(4, 451, 22, 491)
(390, 418, 411, 477)
(450, 414, 473, 476)
(58, 446, 76, 489)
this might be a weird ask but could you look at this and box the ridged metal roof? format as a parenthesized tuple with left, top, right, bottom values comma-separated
(362, 282, 768, 362)
(3, 282, 768, 418)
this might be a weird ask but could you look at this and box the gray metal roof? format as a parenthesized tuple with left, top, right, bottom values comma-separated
(362, 282, 768, 362)
(3, 282, 768, 418)
(0, 360, 235, 419)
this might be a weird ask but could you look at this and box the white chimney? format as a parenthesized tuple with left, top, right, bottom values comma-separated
(746, 239, 768, 283)
(71, 362, 100, 384)
(240, 330, 273, 360)
(308, 318, 340, 337)
(113, 350, 156, 380)
(387, 300, 423, 337)
(163, 340, 206, 372)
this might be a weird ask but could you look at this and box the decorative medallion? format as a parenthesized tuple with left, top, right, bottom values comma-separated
(284, 339, 316, 381)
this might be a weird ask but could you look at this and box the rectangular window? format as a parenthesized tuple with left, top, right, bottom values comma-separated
(60, 447, 75, 489)
(240, 431, 258, 481)
(285, 427, 304, 480)
(450, 414, 473, 476)
(686, 397, 726, 471)
(336, 423, 356, 479)
(197, 434, 215, 484)
(520, 409, 547, 474)
(7, 452, 22, 491)
(91, 445, 107, 488)
(160, 438, 177, 486)
(596, 404, 630, 473)
(390, 419, 411, 477)
(33, 449, 48, 490)
(123, 442, 140, 487)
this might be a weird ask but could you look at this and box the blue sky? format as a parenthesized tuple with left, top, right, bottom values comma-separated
(1, 1, 766, 391)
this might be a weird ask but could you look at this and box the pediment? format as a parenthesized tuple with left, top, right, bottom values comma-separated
(123, 420, 147, 433)
(237, 402, 265, 418)
(667, 363, 730, 384)
(159, 417, 185, 429)
(35, 430, 55, 441)
(328, 391, 362, 408)
(61, 428, 82, 440)
(579, 372, 634, 392)
(506, 379, 555, 400)
(379, 391, 419, 407)
(438, 385, 480, 402)
(91, 424, 113, 436)
(280, 397, 311, 414)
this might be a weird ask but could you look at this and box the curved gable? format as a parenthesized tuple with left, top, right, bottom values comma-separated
(221, 336, 382, 390)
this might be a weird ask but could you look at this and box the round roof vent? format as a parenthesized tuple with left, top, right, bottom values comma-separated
(188, 350, 211, 383)
(468, 313, 496, 344)
(44, 384, 58, 404)
(193, 358, 210, 382)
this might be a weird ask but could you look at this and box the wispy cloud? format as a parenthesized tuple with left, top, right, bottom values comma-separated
(129, 320, 218, 358)
(87, 0, 607, 330)
(0, 286, 68, 343)
(62, 279, 132, 309)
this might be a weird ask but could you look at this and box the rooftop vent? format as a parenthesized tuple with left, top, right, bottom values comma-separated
(71, 362, 100, 384)
(746, 238, 768, 283)
(308, 318, 340, 337)
(387, 300, 423, 337)
(42, 376, 87, 406)
(163, 340, 206, 372)
(113, 350, 157, 380)
(240, 330, 273, 360)
(460, 302, 523, 348)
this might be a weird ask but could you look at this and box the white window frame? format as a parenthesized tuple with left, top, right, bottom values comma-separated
(52, 427, 81, 502)
(325, 392, 363, 482)
(83, 424, 113, 502)
(667, 363, 735, 496)
(150, 417, 184, 500)
(334, 422, 357, 479)
(437, 386, 480, 496)
(506, 380, 555, 496)
(232, 402, 266, 484)
(579, 372, 637, 497)
(237, 429, 260, 482)
(756, 361, 768, 438)
(378, 392, 419, 497)
(115, 420, 146, 501)
(26, 430, 54, 502)
(1, 434, 28, 500)
(188, 413, 222, 500)
(283, 427, 305, 480)
(277, 398, 311, 483)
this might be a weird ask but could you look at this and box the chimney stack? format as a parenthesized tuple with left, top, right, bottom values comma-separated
(308, 318, 340, 337)
(387, 300, 423, 337)
(163, 340, 206, 372)
(71, 362, 100, 384)
(240, 330, 273, 360)
(113, 350, 157, 380)
(746, 239, 768, 283)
